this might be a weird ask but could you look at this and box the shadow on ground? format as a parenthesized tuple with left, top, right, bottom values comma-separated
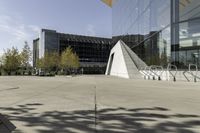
(0, 104, 200, 133)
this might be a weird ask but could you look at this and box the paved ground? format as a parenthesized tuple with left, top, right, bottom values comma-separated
(0, 75, 200, 133)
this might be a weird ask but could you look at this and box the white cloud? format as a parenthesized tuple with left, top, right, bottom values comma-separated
(86, 24, 96, 36)
(28, 25, 40, 34)
(0, 14, 40, 51)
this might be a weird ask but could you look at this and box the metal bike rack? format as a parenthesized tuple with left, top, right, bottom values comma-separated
(150, 65, 164, 81)
(183, 71, 190, 82)
(147, 66, 155, 80)
(141, 66, 149, 80)
(150, 66, 157, 80)
(142, 66, 153, 80)
(183, 64, 199, 82)
(140, 65, 165, 81)
(139, 67, 149, 80)
(167, 64, 177, 82)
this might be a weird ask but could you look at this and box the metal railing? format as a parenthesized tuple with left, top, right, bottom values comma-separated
(140, 64, 200, 82)
(146, 66, 155, 80)
(139, 66, 152, 80)
(183, 64, 200, 82)
(167, 64, 177, 82)
(140, 65, 164, 80)
(139, 67, 148, 79)
(149, 65, 164, 80)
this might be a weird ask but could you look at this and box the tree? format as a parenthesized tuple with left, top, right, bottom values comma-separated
(48, 52, 60, 71)
(37, 51, 60, 73)
(160, 52, 168, 67)
(20, 42, 32, 69)
(3, 47, 21, 74)
(60, 47, 80, 74)
(36, 57, 45, 69)
(0, 55, 3, 65)
(0, 55, 4, 71)
(71, 53, 80, 69)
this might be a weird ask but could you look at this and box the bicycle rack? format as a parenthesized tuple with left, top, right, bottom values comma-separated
(139, 67, 149, 80)
(150, 65, 164, 81)
(167, 64, 177, 82)
(143, 66, 153, 80)
(148, 66, 156, 80)
(150, 66, 157, 80)
(189, 64, 198, 82)
(140, 65, 165, 81)
(183, 64, 199, 82)
(141, 66, 149, 80)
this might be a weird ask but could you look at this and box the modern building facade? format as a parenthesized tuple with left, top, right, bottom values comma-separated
(33, 29, 112, 74)
(110, 0, 200, 69)
(33, 38, 39, 68)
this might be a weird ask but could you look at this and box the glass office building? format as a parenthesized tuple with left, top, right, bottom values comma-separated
(112, 0, 200, 69)
(33, 29, 112, 74)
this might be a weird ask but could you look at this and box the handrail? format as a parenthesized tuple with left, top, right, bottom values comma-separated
(183, 64, 199, 82)
(167, 64, 177, 82)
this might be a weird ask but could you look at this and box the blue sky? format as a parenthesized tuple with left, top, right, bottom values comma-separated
(0, 0, 112, 55)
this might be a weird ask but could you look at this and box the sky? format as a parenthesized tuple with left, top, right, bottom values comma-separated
(0, 0, 112, 55)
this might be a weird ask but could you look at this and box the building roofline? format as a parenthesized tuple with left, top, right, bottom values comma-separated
(33, 38, 40, 42)
(41, 28, 112, 40)
(59, 32, 112, 40)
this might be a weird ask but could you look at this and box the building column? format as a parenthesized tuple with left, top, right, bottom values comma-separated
(171, 0, 180, 64)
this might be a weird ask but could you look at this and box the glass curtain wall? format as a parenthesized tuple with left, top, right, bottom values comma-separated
(172, 0, 200, 69)
(112, 0, 171, 66)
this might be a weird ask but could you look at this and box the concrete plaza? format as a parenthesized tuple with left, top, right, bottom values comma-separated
(0, 76, 200, 133)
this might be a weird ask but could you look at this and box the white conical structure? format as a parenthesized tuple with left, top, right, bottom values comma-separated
(105, 40, 147, 79)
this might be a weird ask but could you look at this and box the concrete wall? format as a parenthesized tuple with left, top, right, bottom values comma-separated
(106, 41, 129, 78)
